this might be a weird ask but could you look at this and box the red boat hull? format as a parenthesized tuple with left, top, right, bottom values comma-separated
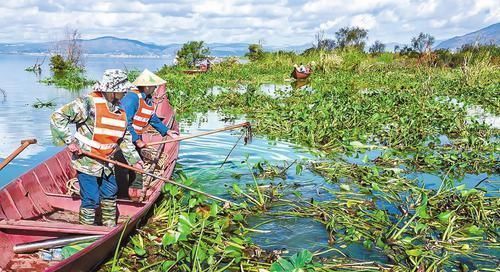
(0, 94, 179, 271)
(291, 68, 312, 80)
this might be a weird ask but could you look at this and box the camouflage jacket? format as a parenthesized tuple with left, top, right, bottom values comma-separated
(50, 93, 141, 177)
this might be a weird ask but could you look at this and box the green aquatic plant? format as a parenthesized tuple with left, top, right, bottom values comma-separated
(40, 67, 95, 90)
(99, 46, 499, 271)
(32, 98, 56, 108)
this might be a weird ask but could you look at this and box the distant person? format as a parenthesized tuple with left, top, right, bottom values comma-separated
(119, 69, 178, 200)
(50, 69, 143, 226)
(298, 63, 307, 73)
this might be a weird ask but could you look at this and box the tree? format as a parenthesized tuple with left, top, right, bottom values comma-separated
(335, 26, 368, 50)
(411, 32, 435, 54)
(314, 31, 336, 50)
(399, 45, 419, 58)
(369, 40, 386, 55)
(49, 54, 69, 74)
(54, 28, 84, 68)
(246, 43, 264, 61)
(50, 28, 84, 74)
(176, 41, 210, 67)
(394, 45, 400, 53)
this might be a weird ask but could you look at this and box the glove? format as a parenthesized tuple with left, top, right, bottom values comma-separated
(68, 142, 82, 155)
(135, 139, 147, 149)
(167, 130, 179, 139)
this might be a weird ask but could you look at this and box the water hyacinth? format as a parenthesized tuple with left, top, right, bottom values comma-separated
(103, 48, 499, 271)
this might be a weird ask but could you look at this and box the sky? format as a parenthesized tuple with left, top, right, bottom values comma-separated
(0, 0, 498, 46)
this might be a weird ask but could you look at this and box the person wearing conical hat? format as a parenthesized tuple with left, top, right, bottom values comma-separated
(119, 69, 178, 200)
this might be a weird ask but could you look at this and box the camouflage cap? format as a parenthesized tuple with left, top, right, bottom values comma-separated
(93, 69, 135, 93)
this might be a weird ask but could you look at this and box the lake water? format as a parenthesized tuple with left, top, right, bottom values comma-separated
(0, 54, 498, 269)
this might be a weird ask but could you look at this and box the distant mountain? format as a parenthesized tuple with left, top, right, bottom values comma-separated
(0, 36, 309, 57)
(436, 23, 500, 50)
(3, 23, 497, 57)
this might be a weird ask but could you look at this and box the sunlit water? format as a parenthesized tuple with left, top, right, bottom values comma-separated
(0, 55, 498, 268)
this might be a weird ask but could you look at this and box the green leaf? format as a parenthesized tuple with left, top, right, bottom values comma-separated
(270, 262, 286, 272)
(295, 164, 303, 175)
(362, 154, 369, 163)
(461, 189, 479, 197)
(437, 211, 453, 223)
(232, 183, 242, 194)
(161, 260, 176, 271)
(416, 204, 430, 219)
(134, 246, 146, 257)
(371, 182, 381, 191)
(340, 184, 350, 191)
(466, 225, 484, 236)
(295, 249, 313, 267)
(405, 248, 423, 257)
(210, 202, 218, 217)
(162, 230, 181, 246)
(276, 258, 295, 270)
(233, 213, 244, 221)
(188, 198, 197, 208)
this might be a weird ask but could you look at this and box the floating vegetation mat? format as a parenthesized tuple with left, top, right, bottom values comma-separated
(102, 49, 499, 271)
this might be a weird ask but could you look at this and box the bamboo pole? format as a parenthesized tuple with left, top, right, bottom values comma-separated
(81, 151, 236, 206)
(0, 139, 37, 171)
(147, 122, 250, 146)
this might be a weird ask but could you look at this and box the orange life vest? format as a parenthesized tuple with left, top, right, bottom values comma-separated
(131, 90, 154, 135)
(74, 92, 127, 156)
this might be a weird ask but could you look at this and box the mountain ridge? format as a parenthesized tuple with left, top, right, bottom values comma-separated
(0, 23, 498, 57)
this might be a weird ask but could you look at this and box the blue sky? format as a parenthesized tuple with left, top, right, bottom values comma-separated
(0, 0, 498, 46)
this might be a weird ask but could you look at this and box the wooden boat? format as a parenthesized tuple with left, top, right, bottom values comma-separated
(0, 90, 179, 271)
(291, 67, 312, 80)
(182, 64, 209, 74)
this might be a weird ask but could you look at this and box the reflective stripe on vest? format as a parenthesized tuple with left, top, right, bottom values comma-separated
(131, 90, 154, 135)
(75, 92, 127, 157)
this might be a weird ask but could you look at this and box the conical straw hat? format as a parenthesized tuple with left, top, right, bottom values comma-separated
(132, 69, 166, 86)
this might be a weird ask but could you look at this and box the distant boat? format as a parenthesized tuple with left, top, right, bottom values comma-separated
(291, 66, 312, 80)
(182, 63, 209, 74)
(0, 93, 179, 271)
(182, 60, 211, 74)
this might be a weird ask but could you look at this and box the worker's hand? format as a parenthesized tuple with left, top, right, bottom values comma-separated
(133, 160, 145, 171)
(135, 139, 147, 149)
(167, 130, 179, 139)
(68, 142, 82, 155)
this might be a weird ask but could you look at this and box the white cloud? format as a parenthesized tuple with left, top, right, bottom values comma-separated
(0, 0, 497, 45)
(319, 17, 344, 30)
(430, 19, 447, 28)
(350, 14, 377, 29)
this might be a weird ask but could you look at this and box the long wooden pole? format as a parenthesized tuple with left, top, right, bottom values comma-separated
(81, 151, 236, 205)
(0, 139, 37, 171)
(147, 122, 250, 146)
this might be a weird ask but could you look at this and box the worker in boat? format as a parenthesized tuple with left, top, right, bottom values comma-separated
(50, 69, 143, 227)
(119, 69, 178, 200)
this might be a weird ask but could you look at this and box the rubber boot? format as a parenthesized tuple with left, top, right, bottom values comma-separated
(79, 207, 96, 225)
(101, 199, 117, 227)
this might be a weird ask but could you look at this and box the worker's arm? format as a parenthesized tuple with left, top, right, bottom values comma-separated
(149, 113, 169, 136)
(50, 97, 90, 146)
